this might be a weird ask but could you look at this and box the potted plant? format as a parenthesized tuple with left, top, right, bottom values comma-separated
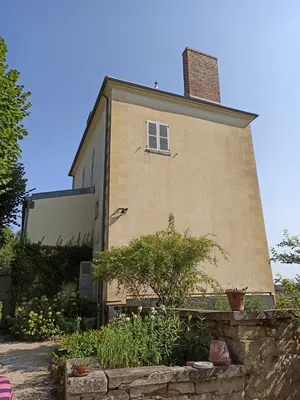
(73, 359, 92, 377)
(225, 287, 248, 311)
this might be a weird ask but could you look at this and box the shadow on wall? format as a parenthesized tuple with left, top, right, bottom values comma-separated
(207, 311, 300, 400)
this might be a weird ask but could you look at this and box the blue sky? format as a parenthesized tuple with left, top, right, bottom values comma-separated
(2, 1, 300, 278)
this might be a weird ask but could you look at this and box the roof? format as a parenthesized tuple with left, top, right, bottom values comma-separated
(68, 76, 258, 176)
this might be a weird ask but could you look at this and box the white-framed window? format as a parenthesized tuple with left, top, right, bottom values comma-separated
(146, 121, 170, 153)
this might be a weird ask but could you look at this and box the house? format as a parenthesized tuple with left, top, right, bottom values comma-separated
(22, 47, 275, 310)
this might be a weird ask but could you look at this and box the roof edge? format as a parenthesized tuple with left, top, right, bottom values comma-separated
(68, 76, 258, 176)
(28, 187, 95, 200)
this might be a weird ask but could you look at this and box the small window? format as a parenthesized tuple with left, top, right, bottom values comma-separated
(147, 121, 170, 153)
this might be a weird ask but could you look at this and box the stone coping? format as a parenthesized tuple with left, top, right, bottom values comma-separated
(125, 306, 295, 322)
(65, 358, 245, 396)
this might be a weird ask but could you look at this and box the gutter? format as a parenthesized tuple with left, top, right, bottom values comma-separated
(96, 93, 111, 328)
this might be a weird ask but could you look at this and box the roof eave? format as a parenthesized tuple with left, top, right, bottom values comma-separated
(68, 77, 258, 177)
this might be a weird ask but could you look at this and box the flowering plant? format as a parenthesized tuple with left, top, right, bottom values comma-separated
(96, 306, 181, 368)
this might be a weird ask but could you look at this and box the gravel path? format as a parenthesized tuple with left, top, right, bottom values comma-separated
(0, 340, 58, 400)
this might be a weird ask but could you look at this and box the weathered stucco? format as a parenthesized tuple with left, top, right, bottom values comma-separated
(107, 92, 274, 301)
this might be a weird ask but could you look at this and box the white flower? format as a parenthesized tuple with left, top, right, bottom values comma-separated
(137, 306, 143, 313)
(133, 314, 138, 319)
(150, 307, 157, 315)
(160, 304, 166, 312)
(125, 317, 130, 321)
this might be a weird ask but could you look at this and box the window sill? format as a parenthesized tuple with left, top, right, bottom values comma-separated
(145, 148, 171, 157)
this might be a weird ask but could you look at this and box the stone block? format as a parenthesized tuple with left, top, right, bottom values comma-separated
(106, 366, 170, 389)
(81, 395, 108, 400)
(234, 340, 262, 371)
(130, 384, 168, 398)
(276, 339, 300, 355)
(189, 395, 213, 400)
(238, 326, 265, 340)
(168, 382, 195, 394)
(100, 390, 129, 400)
(66, 369, 107, 395)
(195, 377, 244, 395)
(169, 366, 192, 382)
(129, 369, 176, 387)
(212, 392, 244, 399)
(147, 397, 190, 400)
(68, 396, 80, 400)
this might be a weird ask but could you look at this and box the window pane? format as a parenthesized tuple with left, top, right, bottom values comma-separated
(160, 137, 169, 151)
(149, 135, 157, 149)
(148, 122, 157, 137)
(159, 124, 168, 138)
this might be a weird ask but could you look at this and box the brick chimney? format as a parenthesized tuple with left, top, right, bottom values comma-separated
(182, 47, 221, 103)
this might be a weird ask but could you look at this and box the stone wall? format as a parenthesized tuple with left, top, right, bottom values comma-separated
(182, 309, 300, 400)
(65, 361, 245, 400)
(65, 310, 300, 400)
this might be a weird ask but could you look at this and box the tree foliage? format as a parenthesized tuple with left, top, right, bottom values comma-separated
(271, 229, 300, 265)
(0, 227, 18, 274)
(275, 274, 300, 310)
(0, 37, 31, 191)
(93, 214, 226, 307)
(0, 163, 31, 236)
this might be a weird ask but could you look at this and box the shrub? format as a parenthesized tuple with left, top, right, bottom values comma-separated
(275, 274, 300, 310)
(212, 295, 230, 311)
(174, 314, 211, 364)
(7, 291, 85, 340)
(93, 214, 226, 307)
(50, 330, 99, 388)
(245, 295, 265, 311)
(96, 307, 181, 369)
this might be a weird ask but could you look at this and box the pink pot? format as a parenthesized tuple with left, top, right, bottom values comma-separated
(209, 340, 232, 366)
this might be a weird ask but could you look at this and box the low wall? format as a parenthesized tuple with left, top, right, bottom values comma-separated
(181, 309, 300, 400)
(65, 361, 245, 400)
(65, 310, 300, 400)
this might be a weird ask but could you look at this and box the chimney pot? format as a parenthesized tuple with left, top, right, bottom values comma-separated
(182, 47, 221, 103)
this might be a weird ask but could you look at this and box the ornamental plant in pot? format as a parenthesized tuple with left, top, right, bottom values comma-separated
(225, 287, 248, 311)
(73, 359, 92, 377)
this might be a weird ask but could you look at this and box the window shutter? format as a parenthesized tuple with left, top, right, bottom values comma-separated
(159, 124, 169, 151)
(148, 122, 158, 150)
(79, 262, 93, 300)
(79, 261, 98, 302)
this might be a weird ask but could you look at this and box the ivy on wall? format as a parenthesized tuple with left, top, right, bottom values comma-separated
(10, 233, 92, 303)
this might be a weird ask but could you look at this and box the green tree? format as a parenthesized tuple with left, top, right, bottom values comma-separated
(0, 163, 31, 234)
(0, 226, 18, 274)
(271, 229, 300, 265)
(93, 214, 226, 307)
(0, 37, 31, 192)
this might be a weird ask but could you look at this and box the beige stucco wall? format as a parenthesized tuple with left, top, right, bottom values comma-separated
(26, 193, 95, 246)
(107, 96, 274, 301)
(72, 99, 106, 253)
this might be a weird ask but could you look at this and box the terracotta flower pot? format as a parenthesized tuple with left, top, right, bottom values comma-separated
(73, 364, 92, 377)
(225, 291, 246, 311)
(209, 340, 232, 366)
